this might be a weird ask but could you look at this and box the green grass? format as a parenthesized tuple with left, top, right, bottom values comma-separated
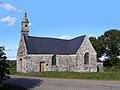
(9, 68, 16, 74)
(104, 67, 120, 72)
(0, 84, 26, 90)
(10, 68, 120, 80)
(2, 68, 120, 90)
(2, 69, 120, 90)
(9, 67, 120, 80)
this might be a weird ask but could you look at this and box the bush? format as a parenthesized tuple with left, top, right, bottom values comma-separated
(109, 55, 120, 68)
(6, 60, 16, 68)
(104, 55, 120, 68)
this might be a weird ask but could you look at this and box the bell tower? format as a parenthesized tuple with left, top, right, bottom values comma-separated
(21, 11, 29, 38)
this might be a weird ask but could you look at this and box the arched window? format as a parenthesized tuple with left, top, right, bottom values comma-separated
(84, 52, 89, 65)
(52, 55, 56, 66)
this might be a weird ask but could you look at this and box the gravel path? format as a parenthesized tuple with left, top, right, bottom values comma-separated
(5, 75, 120, 90)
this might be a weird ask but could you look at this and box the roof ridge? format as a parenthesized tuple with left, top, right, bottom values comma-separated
(28, 35, 86, 41)
(26, 35, 86, 54)
(28, 36, 69, 41)
(70, 35, 86, 40)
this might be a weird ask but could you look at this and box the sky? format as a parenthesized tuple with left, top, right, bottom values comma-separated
(0, 0, 120, 60)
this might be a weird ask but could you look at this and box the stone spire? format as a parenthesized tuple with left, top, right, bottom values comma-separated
(21, 11, 29, 38)
(22, 11, 29, 23)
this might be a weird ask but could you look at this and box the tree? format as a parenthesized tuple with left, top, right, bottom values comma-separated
(109, 55, 120, 68)
(90, 29, 120, 67)
(0, 46, 10, 85)
(89, 37, 104, 58)
(6, 60, 16, 68)
(98, 29, 120, 58)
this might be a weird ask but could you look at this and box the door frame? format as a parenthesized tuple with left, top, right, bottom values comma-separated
(40, 62, 45, 72)
(19, 58, 22, 71)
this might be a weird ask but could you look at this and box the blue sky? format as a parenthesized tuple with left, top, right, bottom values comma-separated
(0, 0, 120, 60)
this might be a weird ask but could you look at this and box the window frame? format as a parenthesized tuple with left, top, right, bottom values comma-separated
(84, 52, 89, 65)
(52, 55, 56, 66)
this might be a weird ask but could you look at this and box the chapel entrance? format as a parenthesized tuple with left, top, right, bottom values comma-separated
(40, 62, 45, 72)
(19, 58, 22, 71)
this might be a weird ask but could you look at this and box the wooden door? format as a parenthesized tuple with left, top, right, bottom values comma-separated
(40, 62, 45, 72)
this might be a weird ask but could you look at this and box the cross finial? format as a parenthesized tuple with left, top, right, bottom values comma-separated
(24, 11, 27, 18)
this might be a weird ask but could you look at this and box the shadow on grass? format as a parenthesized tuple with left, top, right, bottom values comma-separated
(4, 77, 43, 90)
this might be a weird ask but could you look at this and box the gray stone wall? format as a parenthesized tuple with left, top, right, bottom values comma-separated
(22, 54, 77, 72)
(97, 62, 103, 72)
(57, 55, 76, 71)
(76, 36, 97, 72)
(17, 35, 101, 73)
(17, 35, 28, 73)
(25, 54, 53, 72)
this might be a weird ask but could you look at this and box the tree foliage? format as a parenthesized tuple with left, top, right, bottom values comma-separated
(98, 29, 120, 58)
(90, 29, 120, 67)
(89, 37, 104, 58)
(0, 46, 10, 84)
(6, 60, 16, 68)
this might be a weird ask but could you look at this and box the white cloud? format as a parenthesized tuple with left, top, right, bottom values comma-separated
(5, 47, 17, 60)
(29, 22, 32, 26)
(5, 47, 17, 51)
(0, 16, 17, 26)
(0, 44, 4, 47)
(0, 2, 22, 13)
(117, 56, 120, 59)
(0, 45, 17, 60)
(7, 55, 16, 60)
(58, 35, 80, 40)
(59, 35, 72, 39)
(88, 34, 99, 38)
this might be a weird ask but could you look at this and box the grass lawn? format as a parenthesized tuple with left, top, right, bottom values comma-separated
(9, 67, 120, 80)
(0, 84, 26, 90)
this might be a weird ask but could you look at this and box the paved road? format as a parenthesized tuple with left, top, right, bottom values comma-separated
(5, 75, 120, 90)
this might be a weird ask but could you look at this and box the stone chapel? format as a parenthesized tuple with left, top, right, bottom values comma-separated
(17, 12, 103, 73)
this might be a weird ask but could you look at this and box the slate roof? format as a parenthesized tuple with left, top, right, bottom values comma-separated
(25, 35, 86, 55)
